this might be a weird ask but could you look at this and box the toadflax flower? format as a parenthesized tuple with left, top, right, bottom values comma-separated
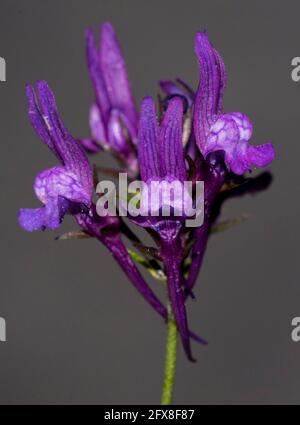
(18, 81, 94, 231)
(135, 95, 197, 361)
(193, 32, 275, 175)
(83, 22, 138, 175)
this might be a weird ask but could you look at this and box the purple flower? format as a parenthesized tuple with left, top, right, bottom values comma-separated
(193, 32, 275, 175)
(84, 23, 138, 173)
(18, 23, 276, 371)
(137, 95, 195, 360)
(18, 80, 206, 348)
(18, 81, 93, 231)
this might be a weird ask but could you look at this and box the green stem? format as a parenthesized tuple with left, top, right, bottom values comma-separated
(161, 311, 178, 405)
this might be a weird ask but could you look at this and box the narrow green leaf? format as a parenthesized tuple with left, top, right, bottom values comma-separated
(211, 215, 248, 234)
(128, 249, 166, 282)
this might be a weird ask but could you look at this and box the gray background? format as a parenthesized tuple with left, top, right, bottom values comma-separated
(0, 0, 299, 404)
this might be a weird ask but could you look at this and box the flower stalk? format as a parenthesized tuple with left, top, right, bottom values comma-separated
(161, 309, 178, 405)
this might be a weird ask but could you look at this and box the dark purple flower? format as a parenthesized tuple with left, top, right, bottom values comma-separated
(18, 81, 93, 231)
(84, 22, 138, 173)
(137, 95, 195, 360)
(193, 32, 275, 175)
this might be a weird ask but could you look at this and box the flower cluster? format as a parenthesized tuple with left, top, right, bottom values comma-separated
(19, 22, 275, 361)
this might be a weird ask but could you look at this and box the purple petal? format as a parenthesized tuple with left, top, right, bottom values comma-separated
(160, 80, 182, 96)
(176, 78, 195, 99)
(100, 22, 138, 140)
(20, 163, 92, 232)
(34, 81, 93, 196)
(86, 28, 110, 125)
(227, 112, 253, 142)
(206, 112, 275, 174)
(77, 138, 102, 154)
(18, 208, 47, 232)
(107, 108, 130, 153)
(159, 97, 187, 182)
(212, 47, 227, 114)
(138, 97, 160, 182)
(247, 144, 275, 168)
(229, 143, 275, 175)
(89, 103, 107, 145)
(193, 32, 227, 152)
(160, 79, 194, 107)
(26, 84, 60, 160)
(19, 196, 68, 232)
(205, 114, 240, 156)
(20, 163, 92, 233)
(34, 166, 91, 206)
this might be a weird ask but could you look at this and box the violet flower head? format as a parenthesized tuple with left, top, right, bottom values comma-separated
(85, 22, 138, 172)
(18, 21, 277, 403)
(18, 81, 93, 231)
(193, 32, 275, 175)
